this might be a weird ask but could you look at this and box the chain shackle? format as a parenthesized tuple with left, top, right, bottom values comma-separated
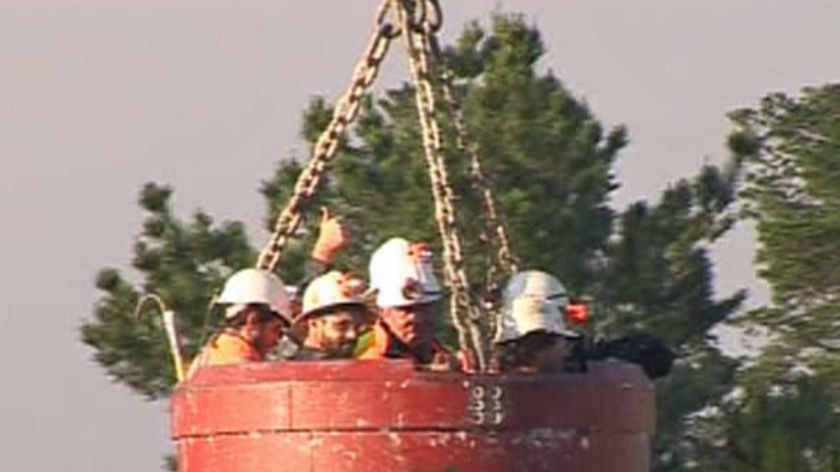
(376, 0, 402, 38)
(401, 0, 442, 34)
(420, 0, 443, 34)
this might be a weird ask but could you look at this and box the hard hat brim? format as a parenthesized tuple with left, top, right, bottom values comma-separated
(296, 301, 368, 323)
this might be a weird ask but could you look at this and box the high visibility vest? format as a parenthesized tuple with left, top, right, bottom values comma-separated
(187, 330, 261, 378)
(353, 323, 391, 360)
(354, 323, 460, 369)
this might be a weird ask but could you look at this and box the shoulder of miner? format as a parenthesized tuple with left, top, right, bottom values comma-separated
(353, 322, 389, 359)
(354, 321, 416, 360)
(187, 329, 260, 378)
(354, 321, 458, 368)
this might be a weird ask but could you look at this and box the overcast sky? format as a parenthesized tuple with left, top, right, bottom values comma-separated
(2, 1, 840, 470)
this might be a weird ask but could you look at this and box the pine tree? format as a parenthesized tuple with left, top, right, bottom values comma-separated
(600, 165, 746, 471)
(81, 183, 254, 398)
(724, 84, 840, 470)
(730, 85, 840, 389)
(726, 378, 840, 472)
(261, 14, 745, 471)
(82, 12, 747, 470)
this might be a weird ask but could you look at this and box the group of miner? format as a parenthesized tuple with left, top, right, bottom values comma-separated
(187, 208, 589, 378)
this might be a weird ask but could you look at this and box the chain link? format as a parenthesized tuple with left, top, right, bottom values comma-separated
(410, 0, 441, 34)
(257, 0, 516, 372)
(424, 32, 517, 347)
(396, 0, 487, 371)
(426, 34, 518, 279)
(256, 0, 398, 271)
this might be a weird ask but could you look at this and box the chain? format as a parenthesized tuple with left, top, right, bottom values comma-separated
(256, 0, 398, 271)
(424, 34, 517, 346)
(426, 34, 518, 279)
(396, 0, 486, 371)
(255, 0, 511, 371)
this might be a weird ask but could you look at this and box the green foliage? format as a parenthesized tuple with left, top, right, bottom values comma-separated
(259, 14, 745, 470)
(726, 378, 840, 472)
(599, 167, 745, 472)
(599, 165, 745, 345)
(724, 84, 840, 471)
(81, 183, 255, 399)
(652, 351, 741, 470)
(730, 85, 840, 385)
(83, 12, 750, 471)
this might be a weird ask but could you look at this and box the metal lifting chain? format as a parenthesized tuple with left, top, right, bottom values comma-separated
(424, 31, 517, 344)
(256, 0, 399, 271)
(425, 29, 518, 286)
(396, 0, 487, 370)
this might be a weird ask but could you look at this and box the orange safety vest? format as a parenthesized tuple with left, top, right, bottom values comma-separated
(354, 322, 464, 370)
(354, 322, 393, 360)
(187, 330, 262, 378)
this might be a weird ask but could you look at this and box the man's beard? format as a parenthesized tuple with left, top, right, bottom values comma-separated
(328, 340, 357, 359)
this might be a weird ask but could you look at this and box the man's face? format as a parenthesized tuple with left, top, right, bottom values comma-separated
(380, 302, 436, 348)
(533, 337, 568, 373)
(252, 317, 285, 356)
(306, 308, 363, 358)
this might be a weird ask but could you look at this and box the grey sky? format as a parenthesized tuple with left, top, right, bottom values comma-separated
(2, 1, 839, 470)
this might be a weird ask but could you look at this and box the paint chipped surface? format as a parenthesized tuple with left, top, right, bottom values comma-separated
(579, 435, 591, 450)
(387, 431, 403, 447)
(172, 361, 654, 471)
(354, 418, 370, 428)
(511, 428, 576, 450)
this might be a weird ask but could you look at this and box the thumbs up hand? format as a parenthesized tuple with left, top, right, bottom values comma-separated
(312, 207, 350, 264)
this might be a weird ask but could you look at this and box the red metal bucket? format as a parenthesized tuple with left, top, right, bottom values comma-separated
(172, 360, 653, 471)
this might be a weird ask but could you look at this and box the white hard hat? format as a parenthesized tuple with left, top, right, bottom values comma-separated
(369, 238, 442, 308)
(301, 271, 366, 319)
(493, 270, 577, 343)
(216, 268, 291, 320)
